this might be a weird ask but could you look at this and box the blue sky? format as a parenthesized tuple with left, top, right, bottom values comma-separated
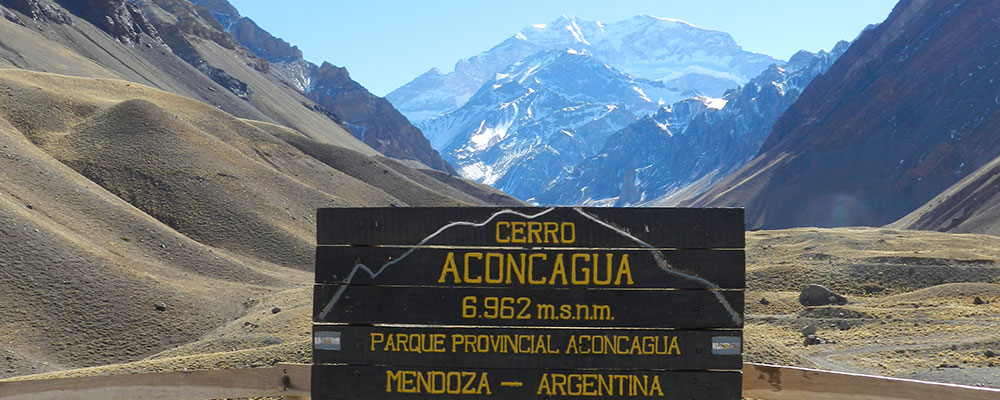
(229, 0, 899, 97)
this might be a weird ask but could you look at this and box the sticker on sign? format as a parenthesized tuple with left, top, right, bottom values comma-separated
(711, 336, 741, 355)
(315, 331, 341, 351)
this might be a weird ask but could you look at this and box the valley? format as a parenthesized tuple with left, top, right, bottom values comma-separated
(1, 0, 999, 395)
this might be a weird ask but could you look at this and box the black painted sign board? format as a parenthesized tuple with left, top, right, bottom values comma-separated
(312, 365, 743, 400)
(312, 207, 744, 399)
(313, 325, 742, 370)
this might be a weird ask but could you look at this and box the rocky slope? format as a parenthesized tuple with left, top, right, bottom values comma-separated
(188, 0, 454, 173)
(421, 49, 671, 198)
(537, 42, 849, 206)
(889, 154, 1000, 236)
(686, 0, 1000, 230)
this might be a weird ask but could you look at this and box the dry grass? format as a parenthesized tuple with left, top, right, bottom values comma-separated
(0, 69, 517, 378)
(746, 227, 1000, 386)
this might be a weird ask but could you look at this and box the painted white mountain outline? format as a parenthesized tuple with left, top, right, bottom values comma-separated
(319, 207, 741, 325)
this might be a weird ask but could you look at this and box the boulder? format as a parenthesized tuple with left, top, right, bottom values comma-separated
(799, 284, 847, 306)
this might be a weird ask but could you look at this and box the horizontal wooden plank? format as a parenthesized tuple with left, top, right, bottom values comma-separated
(315, 246, 744, 289)
(313, 285, 744, 328)
(310, 364, 741, 400)
(316, 207, 744, 248)
(312, 325, 742, 370)
(0, 364, 310, 400)
(742, 363, 1000, 400)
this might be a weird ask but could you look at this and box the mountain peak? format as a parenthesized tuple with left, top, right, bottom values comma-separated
(635, 14, 698, 28)
(317, 61, 350, 80)
(389, 14, 779, 126)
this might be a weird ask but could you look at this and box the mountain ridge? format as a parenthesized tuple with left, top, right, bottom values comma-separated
(537, 42, 849, 206)
(189, 0, 455, 173)
(388, 14, 780, 125)
(684, 0, 1000, 230)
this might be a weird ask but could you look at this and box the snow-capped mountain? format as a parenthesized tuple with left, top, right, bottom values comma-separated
(536, 41, 850, 206)
(421, 49, 671, 199)
(388, 15, 780, 125)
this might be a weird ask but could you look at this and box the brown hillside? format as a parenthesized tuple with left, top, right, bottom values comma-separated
(0, 68, 519, 376)
(685, 0, 1000, 229)
(0, 0, 375, 156)
(890, 154, 1000, 236)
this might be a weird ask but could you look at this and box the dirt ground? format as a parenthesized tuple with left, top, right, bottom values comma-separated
(4, 227, 999, 391)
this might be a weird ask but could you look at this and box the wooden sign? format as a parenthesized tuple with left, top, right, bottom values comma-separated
(313, 207, 744, 399)
(312, 365, 743, 400)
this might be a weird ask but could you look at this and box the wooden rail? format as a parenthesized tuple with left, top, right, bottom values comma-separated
(2, 362, 998, 399)
(0, 363, 310, 400)
(743, 363, 1000, 400)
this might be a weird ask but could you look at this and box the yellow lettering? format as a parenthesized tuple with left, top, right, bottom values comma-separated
(385, 334, 398, 352)
(642, 336, 654, 353)
(668, 336, 680, 355)
(552, 373, 567, 395)
(528, 253, 547, 284)
(484, 253, 504, 284)
(461, 372, 476, 394)
(433, 334, 446, 353)
(370, 333, 384, 351)
(565, 335, 578, 354)
(438, 253, 460, 284)
(527, 222, 543, 243)
(650, 376, 663, 396)
(629, 336, 642, 354)
(567, 374, 581, 396)
(510, 221, 526, 243)
(543, 222, 559, 243)
(447, 372, 461, 394)
(561, 222, 576, 243)
(450, 334, 462, 352)
(463, 252, 483, 283)
(495, 221, 511, 243)
(506, 253, 526, 284)
(537, 373, 552, 395)
(614, 254, 634, 285)
(417, 371, 433, 394)
(386, 370, 401, 393)
(400, 370, 416, 393)
(477, 372, 492, 395)
(594, 253, 613, 285)
(582, 374, 598, 396)
(549, 254, 568, 285)
(570, 253, 590, 285)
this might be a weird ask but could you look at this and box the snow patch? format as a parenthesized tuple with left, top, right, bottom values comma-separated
(648, 15, 698, 28)
(632, 86, 651, 102)
(654, 120, 673, 136)
(696, 96, 728, 110)
(468, 112, 516, 151)
(566, 20, 591, 45)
